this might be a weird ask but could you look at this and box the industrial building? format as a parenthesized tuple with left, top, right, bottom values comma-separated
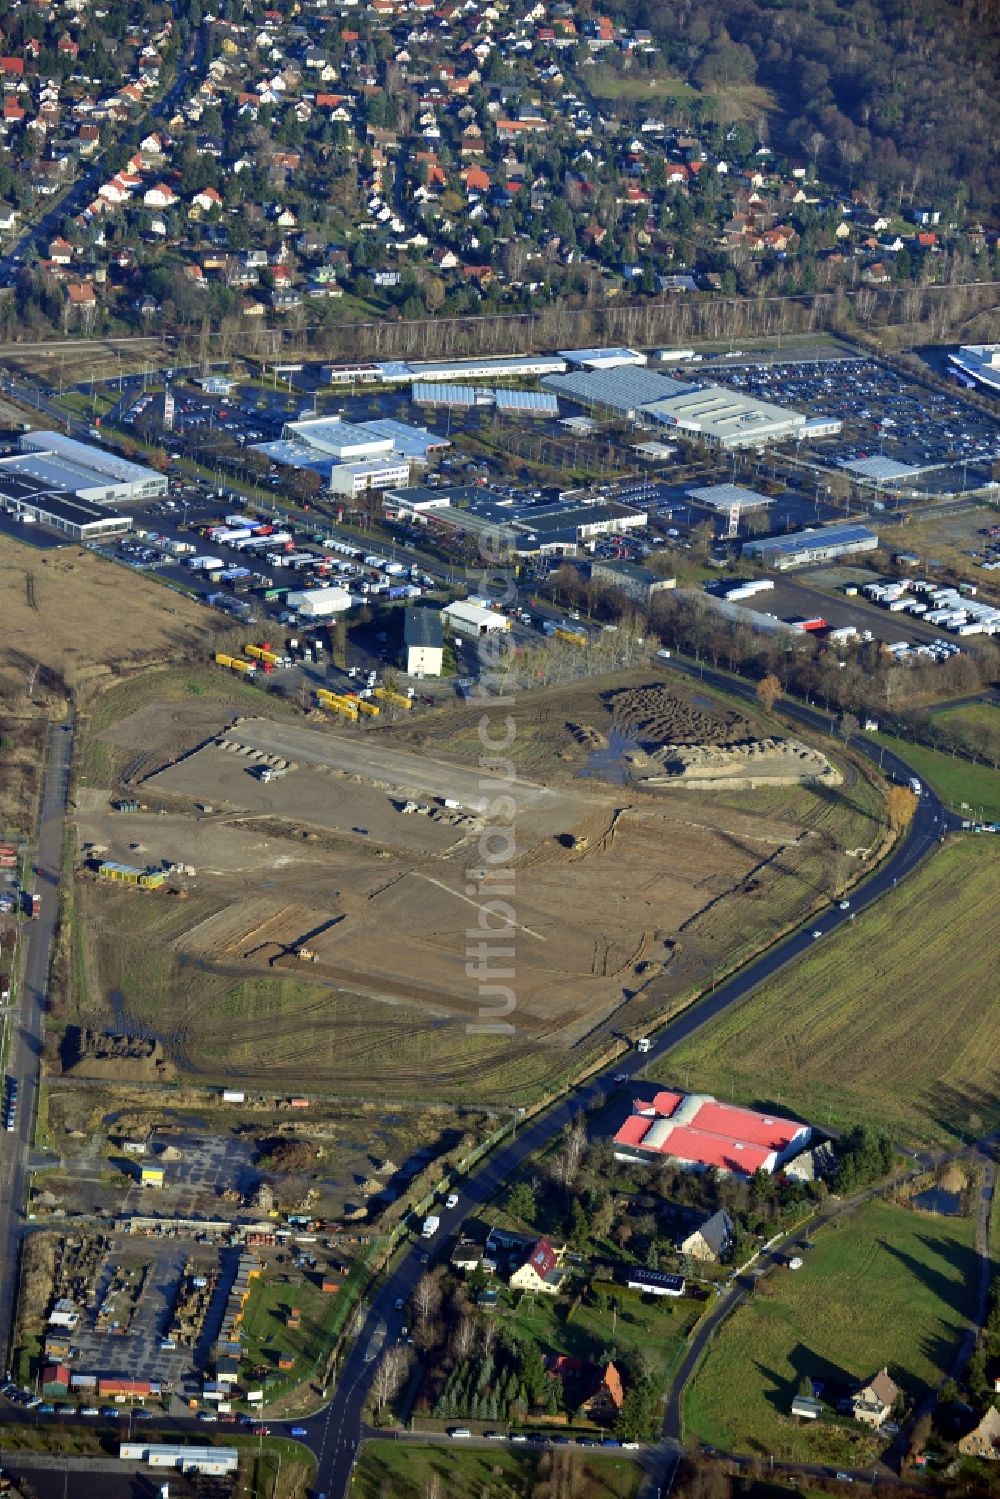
(543, 365, 698, 419)
(286, 586, 353, 619)
(443, 599, 511, 637)
(279, 417, 395, 462)
(558, 347, 647, 370)
(396, 354, 566, 383)
(9, 431, 166, 503)
(614, 1090, 811, 1177)
(688, 481, 773, 538)
(512, 500, 648, 554)
(411, 383, 557, 415)
(948, 343, 1000, 396)
(591, 559, 676, 604)
(0, 471, 131, 540)
(742, 523, 879, 570)
(403, 608, 444, 677)
(647, 385, 806, 448)
(119, 1444, 239, 1477)
(97, 862, 166, 889)
(328, 458, 410, 497)
(355, 417, 449, 461)
(383, 486, 454, 520)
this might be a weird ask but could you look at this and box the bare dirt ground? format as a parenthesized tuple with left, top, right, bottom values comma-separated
(69, 674, 877, 1096)
(2, 536, 218, 705)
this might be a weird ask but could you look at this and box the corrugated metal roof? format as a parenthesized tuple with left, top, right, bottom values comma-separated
(494, 388, 558, 413)
(748, 524, 877, 558)
(840, 455, 921, 480)
(687, 482, 772, 510)
(411, 382, 481, 406)
(543, 366, 697, 412)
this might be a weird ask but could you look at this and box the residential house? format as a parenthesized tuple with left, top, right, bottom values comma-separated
(579, 1361, 624, 1424)
(959, 1406, 1000, 1460)
(508, 1237, 567, 1295)
(851, 1368, 899, 1429)
(679, 1209, 733, 1264)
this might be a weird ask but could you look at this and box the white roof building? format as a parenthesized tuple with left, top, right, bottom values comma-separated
(646, 386, 806, 448)
(281, 416, 395, 461)
(443, 599, 511, 636)
(11, 431, 166, 502)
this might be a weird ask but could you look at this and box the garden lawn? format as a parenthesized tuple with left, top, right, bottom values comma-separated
(684, 1200, 978, 1465)
(512, 1287, 702, 1386)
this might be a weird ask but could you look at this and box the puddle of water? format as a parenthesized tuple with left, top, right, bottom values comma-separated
(579, 728, 638, 786)
(913, 1186, 963, 1215)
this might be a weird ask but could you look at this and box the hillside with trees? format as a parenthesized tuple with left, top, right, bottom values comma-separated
(614, 0, 1000, 214)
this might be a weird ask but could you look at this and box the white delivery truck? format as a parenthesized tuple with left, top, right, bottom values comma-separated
(421, 1215, 440, 1239)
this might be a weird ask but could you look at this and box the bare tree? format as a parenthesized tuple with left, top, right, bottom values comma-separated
(451, 1315, 476, 1361)
(413, 1271, 442, 1325)
(370, 1344, 408, 1416)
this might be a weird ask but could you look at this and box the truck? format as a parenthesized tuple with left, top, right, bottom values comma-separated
(635, 1037, 651, 1054)
(26, 892, 40, 920)
(908, 777, 922, 796)
(421, 1215, 440, 1239)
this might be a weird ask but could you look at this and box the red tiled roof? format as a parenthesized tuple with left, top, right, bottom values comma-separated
(524, 1237, 558, 1278)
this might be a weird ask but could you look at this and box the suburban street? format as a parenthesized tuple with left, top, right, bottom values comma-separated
(0, 22, 206, 288)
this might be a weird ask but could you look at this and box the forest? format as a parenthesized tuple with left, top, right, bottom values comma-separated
(613, 0, 1000, 213)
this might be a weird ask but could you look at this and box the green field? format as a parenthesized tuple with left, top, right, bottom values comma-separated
(354, 1440, 641, 1499)
(935, 703, 1000, 740)
(513, 1287, 702, 1388)
(240, 1274, 345, 1401)
(872, 732, 1000, 820)
(656, 839, 1000, 1146)
(684, 1201, 978, 1465)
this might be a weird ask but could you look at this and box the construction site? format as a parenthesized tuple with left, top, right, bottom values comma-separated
(62, 668, 890, 1104)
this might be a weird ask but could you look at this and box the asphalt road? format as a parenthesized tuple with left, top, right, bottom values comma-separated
(0, 720, 73, 1367)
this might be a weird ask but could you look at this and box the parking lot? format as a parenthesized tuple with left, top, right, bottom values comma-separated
(708, 357, 1000, 492)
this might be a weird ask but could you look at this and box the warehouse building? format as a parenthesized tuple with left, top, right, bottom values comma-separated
(558, 347, 648, 370)
(512, 500, 648, 554)
(119, 1444, 239, 1477)
(355, 417, 449, 461)
(591, 559, 676, 604)
(647, 385, 806, 448)
(403, 608, 444, 677)
(742, 523, 879, 570)
(11, 431, 166, 502)
(0, 472, 131, 540)
(328, 458, 410, 497)
(383, 485, 454, 520)
(443, 599, 511, 637)
(280, 417, 394, 462)
(614, 1090, 811, 1177)
(286, 586, 353, 619)
(400, 354, 566, 383)
(543, 365, 698, 419)
(948, 343, 1000, 396)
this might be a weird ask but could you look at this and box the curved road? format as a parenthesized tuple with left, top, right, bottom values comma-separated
(303, 666, 956, 1499)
